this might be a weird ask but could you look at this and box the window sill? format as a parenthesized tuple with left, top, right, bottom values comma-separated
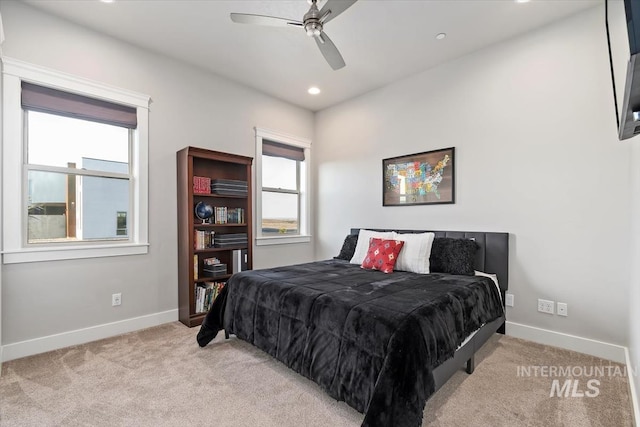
(255, 235, 311, 246)
(2, 242, 149, 264)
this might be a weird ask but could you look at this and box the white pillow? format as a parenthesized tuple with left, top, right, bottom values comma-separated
(474, 270, 502, 303)
(350, 229, 395, 264)
(392, 232, 435, 274)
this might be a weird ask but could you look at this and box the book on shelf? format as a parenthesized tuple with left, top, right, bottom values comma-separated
(194, 254, 199, 280)
(194, 230, 215, 249)
(203, 256, 221, 265)
(226, 207, 245, 224)
(200, 206, 245, 225)
(214, 233, 248, 248)
(210, 179, 248, 196)
(214, 206, 227, 224)
(203, 263, 227, 277)
(214, 207, 244, 224)
(194, 281, 226, 314)
(193, 176, 211, 194)
(202, 256, 227, 277)
(232, 249, 248, 273)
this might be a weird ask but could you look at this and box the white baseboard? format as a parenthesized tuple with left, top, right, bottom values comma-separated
(626, 347, 640, 427)
(1, 309, 178, 362)
(506, 321, 626, 364)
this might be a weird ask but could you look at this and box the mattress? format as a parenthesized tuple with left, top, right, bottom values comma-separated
(201, 259, 504, 427)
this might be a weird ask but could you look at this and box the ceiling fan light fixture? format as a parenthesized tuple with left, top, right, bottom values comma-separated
(308, 87, 321, 95)
(305, 22, 323, 37)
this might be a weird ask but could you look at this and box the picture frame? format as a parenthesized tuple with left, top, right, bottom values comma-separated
(382, 147, 455, 206)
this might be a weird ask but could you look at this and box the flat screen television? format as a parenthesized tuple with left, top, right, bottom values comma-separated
(609, 0, 640, 140)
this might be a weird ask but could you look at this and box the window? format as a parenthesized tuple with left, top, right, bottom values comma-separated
(261, 141, 303, 235)
(2, 58, 150, 263)
(255, 128, 311, 245)
(26, 111, 131, 243)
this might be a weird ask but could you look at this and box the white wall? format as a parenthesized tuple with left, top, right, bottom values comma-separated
(315, 6, 631, 350)
(0, 1, 314, 356)
(0, 57, 3, 370)
(630, 140, 640, 420)
(607, 1, 640, 413)
(625, 1, 640, 405)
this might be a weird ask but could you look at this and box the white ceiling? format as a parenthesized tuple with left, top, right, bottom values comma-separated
(23, 0, 600, 112)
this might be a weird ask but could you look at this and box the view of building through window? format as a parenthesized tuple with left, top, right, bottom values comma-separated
(26, 111, 130, 243)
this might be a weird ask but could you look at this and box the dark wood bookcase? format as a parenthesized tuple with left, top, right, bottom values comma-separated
(177, 146, 253, 327)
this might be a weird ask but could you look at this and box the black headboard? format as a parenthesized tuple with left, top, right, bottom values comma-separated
(349, 228, 509, 294)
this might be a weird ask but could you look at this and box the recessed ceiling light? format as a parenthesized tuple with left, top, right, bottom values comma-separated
(435, 33, 446, 40)
(515, 0, 530, 3)
(100, 0, 115, 3)
(308, 87, 321, 95)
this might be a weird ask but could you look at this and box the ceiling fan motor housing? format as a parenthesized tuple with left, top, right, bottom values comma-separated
(303, 1, 323, 37)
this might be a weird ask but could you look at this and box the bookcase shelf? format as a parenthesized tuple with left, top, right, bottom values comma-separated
(194, 193, 248, 199)
(177, 146, 253, 328)
(193, 245, 248, 254)
(194, 274, 233, 283)
(194, 223, 248, 228)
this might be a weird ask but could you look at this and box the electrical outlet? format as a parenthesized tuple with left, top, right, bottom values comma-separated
(112, 293, 122, 307)
(538, 298, 554, 314)
(505, 293, 514, 307)
(557, 302, 568, 317)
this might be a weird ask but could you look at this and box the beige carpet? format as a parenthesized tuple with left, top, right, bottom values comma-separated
(0, 322, 633, 427)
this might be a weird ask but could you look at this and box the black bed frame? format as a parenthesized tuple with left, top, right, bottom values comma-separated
(350, 228, 509, 391)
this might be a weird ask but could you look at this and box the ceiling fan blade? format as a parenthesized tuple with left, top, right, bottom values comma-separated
(230, 13, 303, 28)
(318, 0, 358, 24)
(315, 32, 346, 70)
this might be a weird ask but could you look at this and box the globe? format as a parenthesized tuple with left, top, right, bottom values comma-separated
(195, 201, 214, 223)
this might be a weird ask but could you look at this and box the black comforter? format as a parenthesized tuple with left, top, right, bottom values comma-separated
(198, 260, 503, 427)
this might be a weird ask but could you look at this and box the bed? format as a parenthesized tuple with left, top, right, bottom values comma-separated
(198, 229, 508, 427)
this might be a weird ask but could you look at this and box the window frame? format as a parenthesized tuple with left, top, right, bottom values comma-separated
(2, 57, 150, 263)
(255, 127, 311, 246)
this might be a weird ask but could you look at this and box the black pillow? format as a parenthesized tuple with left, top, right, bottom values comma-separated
(429, 237, 478, 275)
(334, 234, 358, 261)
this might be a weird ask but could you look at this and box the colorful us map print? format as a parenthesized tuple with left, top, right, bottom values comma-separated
(385, 154, 451, 201)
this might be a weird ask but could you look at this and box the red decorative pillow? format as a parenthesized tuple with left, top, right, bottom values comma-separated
(361, 238, 405, 274)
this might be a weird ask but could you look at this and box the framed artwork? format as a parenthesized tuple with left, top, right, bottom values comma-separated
(383, 147, 455, 206)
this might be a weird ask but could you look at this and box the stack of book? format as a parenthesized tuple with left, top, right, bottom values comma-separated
(203, 263, 227, 277)
(194, 282, 225, 314)
(226, 207, 245, 224)
(210, 179, 248, 196)
(214, 207, 228, 224)
(214, 233, 248, 248)
(194, 230, 215, 249)
(212, 207, 245, 224)
(203, 256, 221, 265)
(193, 176, 211, 194)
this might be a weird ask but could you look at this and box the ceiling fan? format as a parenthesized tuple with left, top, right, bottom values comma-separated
(230, 0, 358, 70)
